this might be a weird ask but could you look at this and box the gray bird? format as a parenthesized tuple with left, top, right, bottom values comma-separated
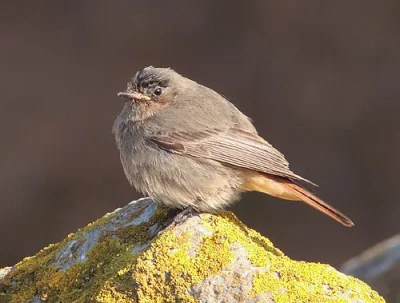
(113, 66, 354, 227)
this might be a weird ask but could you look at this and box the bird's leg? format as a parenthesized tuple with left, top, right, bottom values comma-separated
(172, 205, 198, 225)
(165, 207, 181, 220)
(160, 206, 199, 234)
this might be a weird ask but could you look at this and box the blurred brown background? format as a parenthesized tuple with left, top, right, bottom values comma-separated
(0, 1, 399, 268)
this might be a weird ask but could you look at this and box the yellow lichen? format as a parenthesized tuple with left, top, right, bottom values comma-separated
(132, 212, 384, 302)
(96, 280, 137, 303)
(250, 251, 384, 302)
(203, 212, 284, 266)
(0, 205, 385, 303)
(0, 202, 163, 303)
(133, 215, 237, 302)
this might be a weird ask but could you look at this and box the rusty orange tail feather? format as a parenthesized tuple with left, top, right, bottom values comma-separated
(242, 172, 354, 227)
(282, 181, 354, 227)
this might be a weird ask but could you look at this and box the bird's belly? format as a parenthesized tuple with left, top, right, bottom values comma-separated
(120, 143, 243, 211)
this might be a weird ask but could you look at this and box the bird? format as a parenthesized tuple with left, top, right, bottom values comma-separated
(113, 66, 354, 227)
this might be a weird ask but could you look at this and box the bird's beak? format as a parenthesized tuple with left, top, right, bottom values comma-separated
(117, 91, 151, 101)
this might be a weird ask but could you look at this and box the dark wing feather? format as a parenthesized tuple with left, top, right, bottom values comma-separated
(152, 128, 317, 188)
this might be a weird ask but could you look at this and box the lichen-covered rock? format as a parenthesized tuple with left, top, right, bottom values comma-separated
(341, 234, 399, 303)
(0, 198, 384, 303)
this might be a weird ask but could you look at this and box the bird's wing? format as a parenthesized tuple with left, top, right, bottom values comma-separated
(151, 127, 317, 188)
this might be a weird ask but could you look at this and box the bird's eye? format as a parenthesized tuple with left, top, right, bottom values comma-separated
(154, 87, 162, 96)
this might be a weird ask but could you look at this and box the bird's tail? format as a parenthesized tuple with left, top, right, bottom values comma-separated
(281, 181, 354, 227)
(242, 172, 354, 227)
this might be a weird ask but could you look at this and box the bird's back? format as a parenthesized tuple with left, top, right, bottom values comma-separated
(145, 77, 257, 135)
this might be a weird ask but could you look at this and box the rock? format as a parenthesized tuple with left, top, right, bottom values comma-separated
(341, 234, 400, 303)
(0, 198, 384, 303)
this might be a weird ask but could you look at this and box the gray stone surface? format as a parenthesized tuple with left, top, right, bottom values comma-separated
(342, 234, 400, 303)
(0, 198, 385, 302)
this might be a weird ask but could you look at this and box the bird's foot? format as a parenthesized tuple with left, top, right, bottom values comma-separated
(172, 206, 198, 225)
(160, 206, 199, 234)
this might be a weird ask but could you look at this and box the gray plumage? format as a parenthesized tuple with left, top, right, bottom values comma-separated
(113, 66, 312, 212)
